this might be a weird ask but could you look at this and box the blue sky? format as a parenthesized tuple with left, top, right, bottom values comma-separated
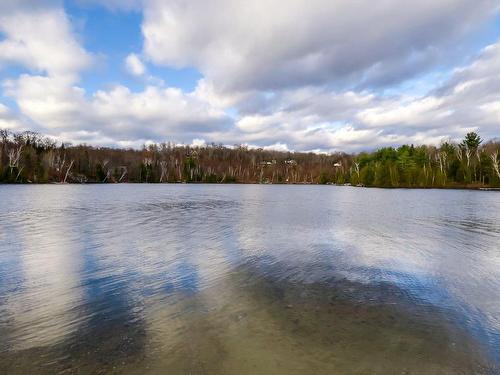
(65, 2, 202, 93)
(0, 0, 499, 151)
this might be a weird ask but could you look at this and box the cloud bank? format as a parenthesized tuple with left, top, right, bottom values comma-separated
(0, 0, 499, 151)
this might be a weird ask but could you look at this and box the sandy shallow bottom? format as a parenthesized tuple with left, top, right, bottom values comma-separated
(1, 264, 496, 375)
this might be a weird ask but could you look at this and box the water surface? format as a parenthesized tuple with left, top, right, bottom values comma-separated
(0, 185, 499, 374)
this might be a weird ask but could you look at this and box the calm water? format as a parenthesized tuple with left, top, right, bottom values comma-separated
(0, 185, 499, 374)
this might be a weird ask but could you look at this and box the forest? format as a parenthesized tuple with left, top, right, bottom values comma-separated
(0, 129, 499, 188)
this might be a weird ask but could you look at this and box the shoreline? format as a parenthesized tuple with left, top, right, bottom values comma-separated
(0, 182, 499, 191)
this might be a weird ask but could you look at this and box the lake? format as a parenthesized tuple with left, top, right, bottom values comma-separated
(0, 185, 499, 374)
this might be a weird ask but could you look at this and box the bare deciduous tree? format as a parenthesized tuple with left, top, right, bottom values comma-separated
(159, 161, 168, 183)
(63, 160, 74, 183)
(8, 145, 22, 173)
(491, 151, 500, 180)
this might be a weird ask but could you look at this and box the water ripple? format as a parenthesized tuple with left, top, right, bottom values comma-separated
(0, 185, 499, 373)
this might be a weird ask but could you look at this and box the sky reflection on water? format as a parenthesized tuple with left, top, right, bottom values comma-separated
(0, 185, 499, 374)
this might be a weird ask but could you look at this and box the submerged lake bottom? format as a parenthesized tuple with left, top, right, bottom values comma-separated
(0, 185, 499, 374)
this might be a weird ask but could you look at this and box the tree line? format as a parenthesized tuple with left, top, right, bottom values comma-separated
(0, 129, 499, 188)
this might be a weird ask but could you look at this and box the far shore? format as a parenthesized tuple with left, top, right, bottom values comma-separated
(1, 181, 499, 191)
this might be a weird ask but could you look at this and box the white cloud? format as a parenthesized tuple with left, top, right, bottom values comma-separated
(0, 2, 92, 79)
(0, 103, 24, 130)
(192, 79, 248, 109)
(221, 40, 500, 151)
(4, 75, 89, 130)
(141, 0, 497, 92)
(4, 75, 232, 144)
(236, 113, 285, 134)
(0, 1, 231, 146)
(92, 85, 230, 137)
(263, 142, 289, 152)
(125, 53, 146, 76)
(357, 97, 448, 127)
(480, 101, 500, 118)
(0, 0, 499, 152)
(191, 138, 206, 147)
(5, 36, 500, 151)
